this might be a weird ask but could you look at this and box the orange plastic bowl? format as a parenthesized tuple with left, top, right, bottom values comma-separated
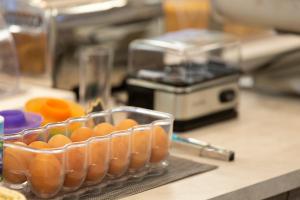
(25, 98, 85, 125)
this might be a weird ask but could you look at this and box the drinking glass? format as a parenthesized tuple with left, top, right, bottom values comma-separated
(79, 46, 113, 110)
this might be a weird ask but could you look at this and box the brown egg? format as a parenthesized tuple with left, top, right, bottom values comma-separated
(3, 142, 31, 184)
(84, 122, 114, 183)
(86, 141, 109, 183)
(93, 122, 115, 136)
(109, 135, 130, 177)
(70, 127, 93, 142)
(47, 134, 71, 164)
(109, 159, 128, 177)
(130, 130, 151, 170)
(63, 169, 85, 188)
(29, 154, 63, 197)
(29, 141, 50, 149)
(64, 147, 87, 188)
(48, 134, 86, 189)
(115, 119, 138, 131)
(150, 126, 169, 163)
(48, 134, 71, 148)
(109, 119, 137, 176)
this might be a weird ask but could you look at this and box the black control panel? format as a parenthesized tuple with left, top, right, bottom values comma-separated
(219, 89, 236, 103)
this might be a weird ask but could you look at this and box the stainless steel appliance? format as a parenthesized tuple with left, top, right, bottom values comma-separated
(0, 0, 163, 90)
(127, 30, 240, 131)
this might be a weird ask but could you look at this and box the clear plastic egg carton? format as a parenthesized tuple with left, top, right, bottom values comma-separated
(2, 106, 173, 199)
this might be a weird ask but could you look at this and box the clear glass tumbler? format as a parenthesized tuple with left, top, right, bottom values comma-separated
(0, 14, 19, 97)
(79, 46, 113, 110)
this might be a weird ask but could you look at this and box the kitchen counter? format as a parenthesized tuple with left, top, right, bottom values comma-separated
(0, 82, 75, 110)
(124, 90, 300, 200)
(2, 84, 300, 200)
